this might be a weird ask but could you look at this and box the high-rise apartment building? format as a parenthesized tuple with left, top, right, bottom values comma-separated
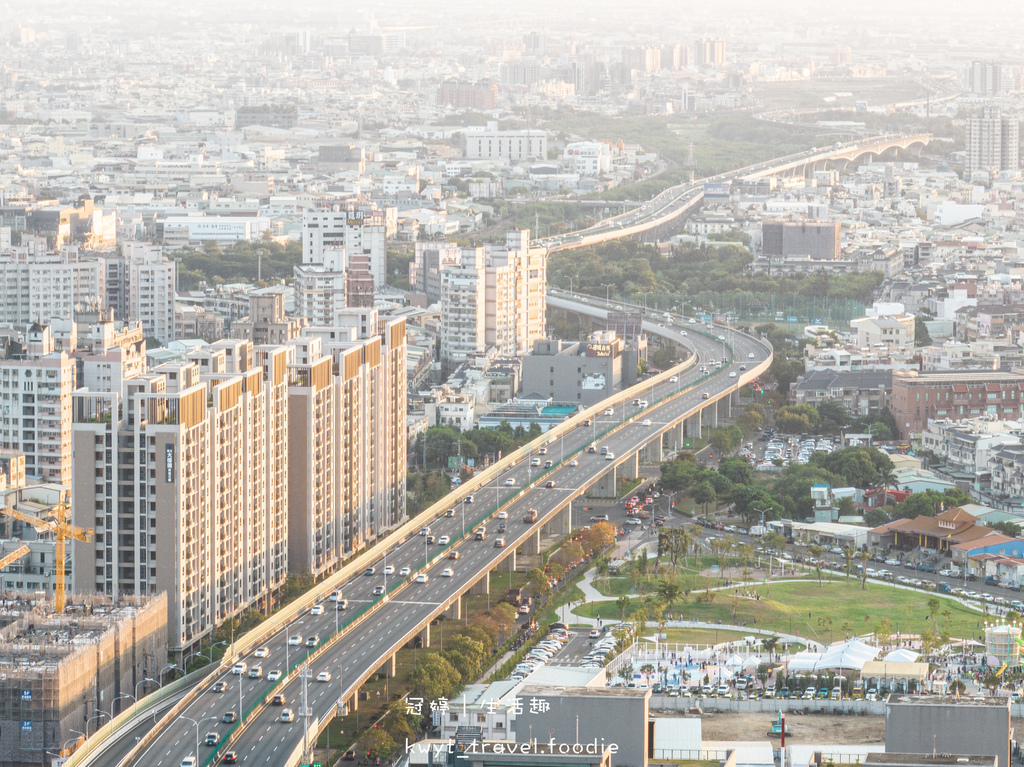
(697, 38, 725, 67)
(231, 292, 307, 346)
(409, 241, 462, 304)
(0, 240, 101, 326)
(301, 205, 388, 288)
(435, 231, 547, 367)
(293, 246, 350, 328)
(440, 246, 487, 366)
(286, 336, 338, 578)
(967, 61, 1006, 95)
(485, 229, 547, 357)
(965, 107, 1020, 179)
(123, 242, 177, 345)
(71, 340, 292, 654)
(436, 80, 498, 111)
(0, 324, 74, 485)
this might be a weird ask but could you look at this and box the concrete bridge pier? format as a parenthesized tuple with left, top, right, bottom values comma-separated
(419, 624, 430, 648)
(666, 422, 683, 453)
(644, 436, 664, 464)
(731, 389, 742, 407)
(592, 465, 618, 498)
(621, 452, 640, 480)
(469, 573, 490, 595)
(704, 402, 718, 429)
(445, 597, 461, 620)
(521, 528, 541, 556)
(684, 412, 701, 442)
(498, 550, 517, 573)
(383, 653, 397, 678)
(557, 505, 572, 535)
(718, 396, 732, 420)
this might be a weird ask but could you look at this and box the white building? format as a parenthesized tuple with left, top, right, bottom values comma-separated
(294, 247, 349, 328)
(160, 215, 260, 249)
(462, 122, 547, 161)
(563, 142, 611, 176)
(849, 313, 915, 351)
(0, 242, 101, 327)
(301, 206, 388, 288)
(0, 325, 74, 485)
(436, 230, 547, 366)
(124, 243, 176, 345)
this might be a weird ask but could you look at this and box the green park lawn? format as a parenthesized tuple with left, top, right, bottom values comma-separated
(577, 579, 987, 645)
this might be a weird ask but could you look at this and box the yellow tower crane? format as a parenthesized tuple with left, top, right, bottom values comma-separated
(0, 495, 92, 613)
(0, 543, 31, 572)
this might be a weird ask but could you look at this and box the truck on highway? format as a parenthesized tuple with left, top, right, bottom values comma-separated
(523, 509, 538, 523)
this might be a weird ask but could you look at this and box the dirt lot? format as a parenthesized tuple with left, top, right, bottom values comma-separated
(698, 711, 885, 744)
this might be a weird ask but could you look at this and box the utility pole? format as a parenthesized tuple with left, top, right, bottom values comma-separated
(300, 664, 312, 765)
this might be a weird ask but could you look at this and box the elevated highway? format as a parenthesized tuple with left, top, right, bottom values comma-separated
(94, 305, 769, 767)
(536, 133, 930, 253)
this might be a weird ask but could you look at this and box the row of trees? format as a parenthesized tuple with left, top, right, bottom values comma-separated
(547, 240, 883, 307)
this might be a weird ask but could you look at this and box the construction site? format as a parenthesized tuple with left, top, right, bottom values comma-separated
(0, 592, 167, 767)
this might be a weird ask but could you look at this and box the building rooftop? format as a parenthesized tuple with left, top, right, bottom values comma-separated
(887, 693, 1010, 707)
(866, 755, 996, 767)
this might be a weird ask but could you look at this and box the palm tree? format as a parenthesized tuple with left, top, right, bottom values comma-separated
(876, 468, 899, 508)
(843, 547, 854, 585)
(658, 578, 682, 612)
(616, 594, 630, 622)
(860, 551, 869, 590)
(808, 545, 825, 587)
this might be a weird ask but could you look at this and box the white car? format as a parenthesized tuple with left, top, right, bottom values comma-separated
(232, 662, 247, 675)
(498, 511, 508, 519)
(288, 636, 302, 646)
(604, 408, 614, 416)
(415, 573, 429, 583)
(400, 566, 412, 576)
(669, 376, 678, 382)
(642, 419, 652, 426)
(317, 671, 332, 683)
(504, 478, 515, 486)
(569, 459, 578, 467)
(254, 647, 270, 658)
(310, 605, 324, 615)
(438, 535, 450, 545)
(267, 669, 282, 682)
(728, 372, 737, 378)
(383, 565, 395, 575)
(442, 568, 454, 577)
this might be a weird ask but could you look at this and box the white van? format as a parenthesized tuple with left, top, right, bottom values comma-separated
(748, 352, 755, 360)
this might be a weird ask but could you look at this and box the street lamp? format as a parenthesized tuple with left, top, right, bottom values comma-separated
(159, 663, 178, 684)
(181, 715, 219, 763)
(86, 711, 111, 736)
(110, 694, 135, 717)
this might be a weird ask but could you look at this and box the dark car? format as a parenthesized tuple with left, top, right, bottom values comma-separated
(212, 681, 227, 693)
(223, 711, 238, 723)
(363, 567, 375, 576)
(221, 752, 238, 764)
(271, 694, 286, 706)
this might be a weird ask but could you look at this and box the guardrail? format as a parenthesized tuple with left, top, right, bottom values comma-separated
(72, 665, 208, 767)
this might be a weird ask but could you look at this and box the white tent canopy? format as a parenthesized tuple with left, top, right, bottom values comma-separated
(884, 648, 920, 663)
(786, 639, 880, 672)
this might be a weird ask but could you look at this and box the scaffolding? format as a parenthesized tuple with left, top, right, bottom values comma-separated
(0, 593, 167, 767)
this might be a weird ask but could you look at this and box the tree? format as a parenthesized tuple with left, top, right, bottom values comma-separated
(361, 726, 399, 762)
(616, 595, 630, 621)
(410, 654, 462, 703)
(691, 481, 717, 516)
(442, 634, 487, 680)
(843, 546, 854, 584)
(876, 467, 899, 508)
(527, 568, 551, 599)
(657, 577, 683, 612)
(718, 457, 752, 485)
(816, 402, 851, 434)
(991, 520, 1022, 537)
(808, 545, 825, 586)
(915, 316, 933, 347)
(660, 457, 700, 492)
(581, 522, 616, 556)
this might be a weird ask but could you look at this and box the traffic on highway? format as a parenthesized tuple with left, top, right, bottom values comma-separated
(122, 304, 769, 767)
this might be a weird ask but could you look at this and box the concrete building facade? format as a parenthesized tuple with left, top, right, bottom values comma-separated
(890, 369, 1024, 438)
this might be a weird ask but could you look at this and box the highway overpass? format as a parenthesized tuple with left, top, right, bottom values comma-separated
(536, 133, 930, 254)
(88, 308, 769, 767)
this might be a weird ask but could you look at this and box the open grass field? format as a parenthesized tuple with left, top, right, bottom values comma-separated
(750, 77, 931, 111)
(577, 579, 986, 645)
